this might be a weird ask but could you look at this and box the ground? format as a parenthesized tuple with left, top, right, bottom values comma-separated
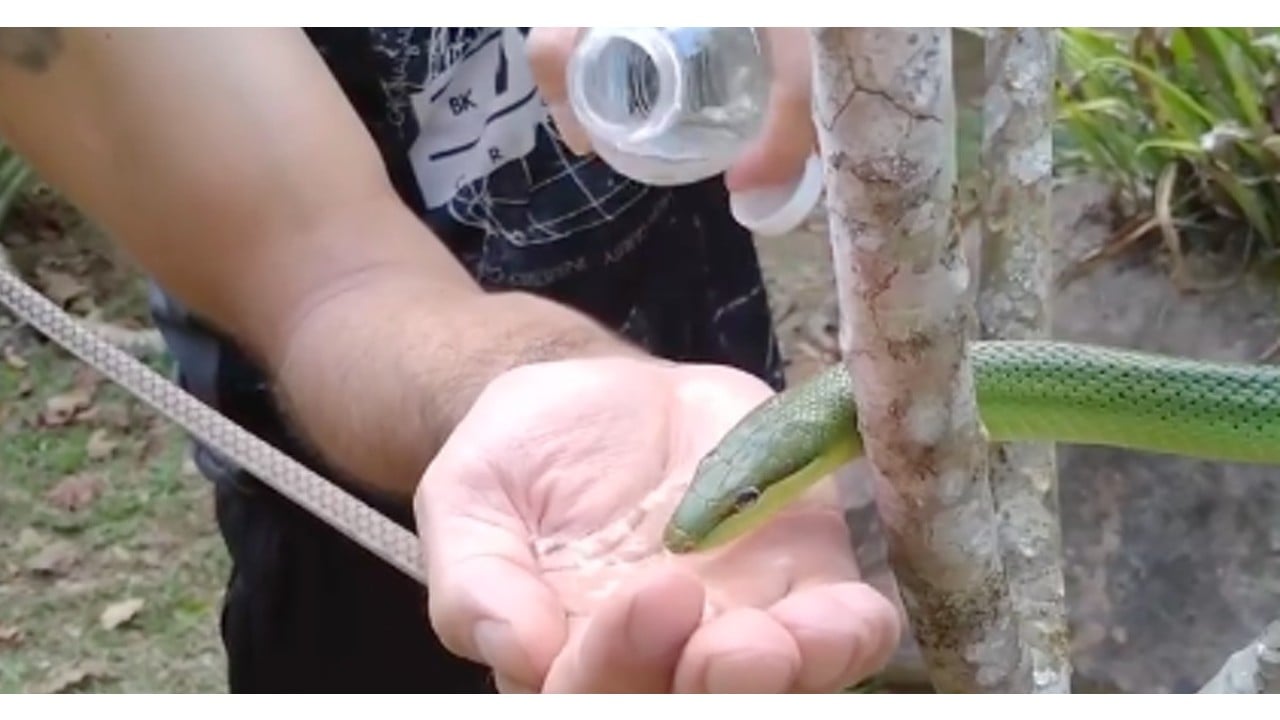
(0, 200, 230, 693)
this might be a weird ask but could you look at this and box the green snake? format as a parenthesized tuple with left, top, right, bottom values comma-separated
(662, 340, 1280, 554)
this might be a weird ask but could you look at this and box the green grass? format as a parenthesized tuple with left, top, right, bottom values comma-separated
(0, 140, 32, 224)
(1054, 28, 1280, 286)
(0, 307, 229, 693)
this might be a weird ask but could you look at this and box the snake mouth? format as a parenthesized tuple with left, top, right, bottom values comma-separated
(661, 524, 698, 554)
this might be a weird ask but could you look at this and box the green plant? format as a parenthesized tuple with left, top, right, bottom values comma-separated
(1055, 28, 1280, 287)
(0, 135, 32, 226)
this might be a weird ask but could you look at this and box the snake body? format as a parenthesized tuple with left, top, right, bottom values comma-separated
(662, 340, 1280, 554)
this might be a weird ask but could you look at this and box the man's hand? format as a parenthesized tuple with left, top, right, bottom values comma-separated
(526, 27, 817, 195)
(416, 357, 900, 693)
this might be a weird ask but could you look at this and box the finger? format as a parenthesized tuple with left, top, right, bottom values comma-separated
(696, 485, 860, 604)
(494, 672, 538, 694)
(542, 567, 706, 693)
(767, 582, 903, 692)
(526, 26, 592, 154)
(724, 29, 817, 192)
(673, 607, 802, 693)
(416, 447, 568, 691)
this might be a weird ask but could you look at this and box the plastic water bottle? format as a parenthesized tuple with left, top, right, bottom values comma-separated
(565, 27, 823, 237)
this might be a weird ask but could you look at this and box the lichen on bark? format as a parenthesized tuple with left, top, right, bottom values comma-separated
(809, 27, 1032, 693)
(977, 28, 1072, 693)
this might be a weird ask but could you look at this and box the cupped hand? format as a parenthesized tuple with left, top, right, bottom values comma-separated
(415, 357, 900, 693)
(526, 27, 817, 195)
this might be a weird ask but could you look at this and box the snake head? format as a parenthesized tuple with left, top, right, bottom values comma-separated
(662, 482, 763, 554)
(662, 364, 861, 555)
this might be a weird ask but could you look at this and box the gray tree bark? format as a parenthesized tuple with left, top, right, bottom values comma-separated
(1199, 621, 1280, 693)
(977, 28, 1072, 693)
(809, 27, 1033, 693)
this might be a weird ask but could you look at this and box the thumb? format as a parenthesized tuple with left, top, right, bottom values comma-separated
(526, 26, 593, 154)
(724, 29, 817, 192)
(415, 444, 568, 691)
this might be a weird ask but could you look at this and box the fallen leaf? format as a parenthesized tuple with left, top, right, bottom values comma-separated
(2, 345, 26, 370)
(0, 624, 22, 648)
(40, 387, 94, 426)
(44, 473, 105, 512)
(36, 268, 88, 307)
(39, 367, 102, 427)
(99, 597, 145, 631)
(36, 661, 110, 693)
(16, 527, 43, 551)
(73, 365, 104, 389)
(16, 377, 33, 397)
(85, 429, 118, 461)
(90, 401, 132, 429)
(136, 420, 172, 463)
(25, 539, 79, 577)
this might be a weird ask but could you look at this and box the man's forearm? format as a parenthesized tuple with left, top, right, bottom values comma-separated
(272, 268, 643, 503)
(0, 28, 649, 502)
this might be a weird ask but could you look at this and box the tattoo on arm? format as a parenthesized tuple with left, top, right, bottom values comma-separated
(0, 28, 63, 73)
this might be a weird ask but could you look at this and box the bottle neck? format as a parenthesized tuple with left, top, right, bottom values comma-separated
(567, 27, 685, 150)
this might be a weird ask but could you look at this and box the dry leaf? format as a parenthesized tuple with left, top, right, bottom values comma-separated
(39, 369, 101, 427)
(72, 365, 104, 389)
(45, 473, 105, 512)
(99, 597, 144, 630)
(2, 345, 26, 370)
(85, 429, 118, 461)
(90, 401, 132, 429)
(36, 268, 88, 307)
(40, 388, 94, 426)
(16, 527, 43, 551)
(25, 539, 79, 577)
(37, 661, 110, 693)
(0, 624, 22, 647)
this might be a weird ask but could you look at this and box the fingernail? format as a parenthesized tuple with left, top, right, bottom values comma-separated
(472, 619, 507, 668)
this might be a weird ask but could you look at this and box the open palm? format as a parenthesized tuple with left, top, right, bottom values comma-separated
(415, 356, 900, 693)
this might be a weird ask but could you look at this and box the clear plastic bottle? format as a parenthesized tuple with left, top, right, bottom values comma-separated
(565, 27, 823, 236)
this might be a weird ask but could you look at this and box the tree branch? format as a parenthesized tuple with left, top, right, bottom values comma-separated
(810, 27, 1032, 693)
(977, 27, 1072, 693)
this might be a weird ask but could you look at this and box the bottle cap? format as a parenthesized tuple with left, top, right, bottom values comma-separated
(729, 153, 825, 237)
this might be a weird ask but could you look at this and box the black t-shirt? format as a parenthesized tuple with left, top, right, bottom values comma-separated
(148, 27, 784, 505)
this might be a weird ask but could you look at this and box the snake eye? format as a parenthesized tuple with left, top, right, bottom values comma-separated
(732, 487, 761, 511)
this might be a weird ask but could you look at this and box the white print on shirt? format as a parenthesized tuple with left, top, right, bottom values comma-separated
(403, 28, 651, 248)
(408, 28, 543, 209)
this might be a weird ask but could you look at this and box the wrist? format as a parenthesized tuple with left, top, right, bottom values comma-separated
(268, 278, 646, 501)
(474, 291, 645, 367)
